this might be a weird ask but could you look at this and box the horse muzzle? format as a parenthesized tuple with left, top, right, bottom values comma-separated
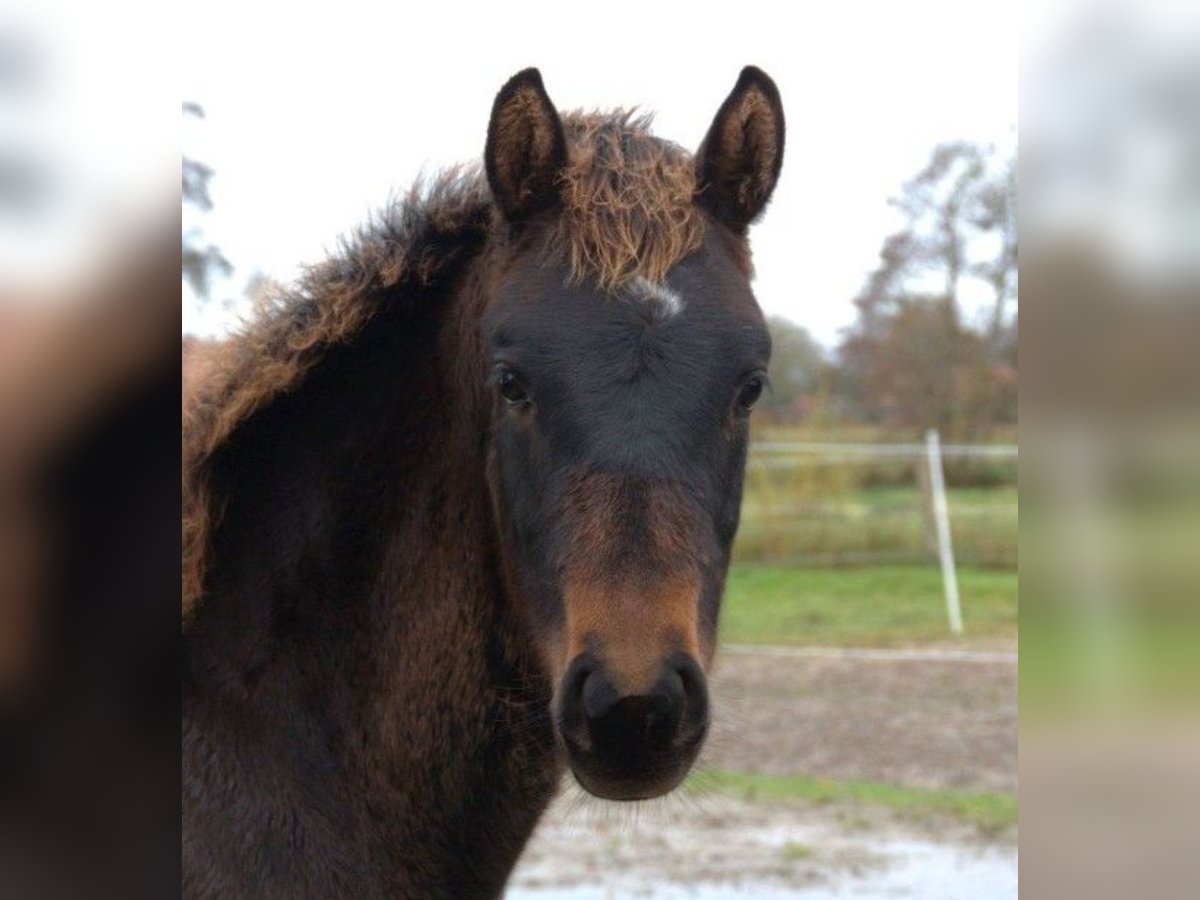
(553, 650, 709, 801)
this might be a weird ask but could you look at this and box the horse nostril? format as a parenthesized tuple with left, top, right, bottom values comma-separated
(670, 654, 709, 745)
(557, 654, 598, 741)
(672, 655, 704, 699)
(558, 654, 708, 757)
(581, 668, 619, 721)
(578, 665, 690, 749)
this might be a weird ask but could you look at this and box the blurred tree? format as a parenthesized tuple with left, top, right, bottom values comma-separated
(182, 102, 231, 302)
(972, 154, 1018, 345)
(836, 142, 1017, 436)
(765, 316, 825, 421)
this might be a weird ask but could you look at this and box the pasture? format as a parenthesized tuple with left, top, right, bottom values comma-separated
(726, 439, 1018, 647)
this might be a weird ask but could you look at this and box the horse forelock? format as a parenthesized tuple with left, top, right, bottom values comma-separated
(553, 110, 706, 291)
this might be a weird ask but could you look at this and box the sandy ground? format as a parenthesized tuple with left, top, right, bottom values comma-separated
(507, 647, 1017, 897)
(701, 649, 1017, 793)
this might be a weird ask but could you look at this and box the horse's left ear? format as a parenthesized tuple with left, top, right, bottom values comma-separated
(695, 66, 785, 232)
(485, 68, 568, 221)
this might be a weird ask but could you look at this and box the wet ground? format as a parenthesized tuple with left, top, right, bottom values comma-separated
(507, 647, 1017, 897)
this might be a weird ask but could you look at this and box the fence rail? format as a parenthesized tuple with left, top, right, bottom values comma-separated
(736, 435, 1018, 634)
(750, 442, 1018, 461)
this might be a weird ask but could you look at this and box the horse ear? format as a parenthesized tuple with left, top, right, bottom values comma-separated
(695, 66, 785, 232)
(485, 68, 567, 221)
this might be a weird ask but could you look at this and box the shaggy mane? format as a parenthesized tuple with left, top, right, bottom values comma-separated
(181, 111, 706, 626)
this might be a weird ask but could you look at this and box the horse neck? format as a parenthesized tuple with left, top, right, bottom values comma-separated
(189, 260, 528, 702)
(184, 262, 561, 895)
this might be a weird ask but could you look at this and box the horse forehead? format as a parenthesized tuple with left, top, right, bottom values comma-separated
(627, 276, 684, 320)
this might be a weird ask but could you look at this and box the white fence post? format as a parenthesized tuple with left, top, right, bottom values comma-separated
(925, 429, 963, 635)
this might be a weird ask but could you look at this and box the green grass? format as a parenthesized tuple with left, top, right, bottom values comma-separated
(1020, 615, 1200, 713)
(780, 841, 815, 861)
(688, 770, 1017, 836)
(720, 563, 1017, 647)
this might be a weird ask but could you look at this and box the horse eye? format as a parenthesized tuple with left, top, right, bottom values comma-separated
(736, 374, 766, 413)
(496, 366, 530, 408)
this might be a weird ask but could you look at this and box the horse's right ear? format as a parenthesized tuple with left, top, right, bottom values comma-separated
(485, 68, 567, 222)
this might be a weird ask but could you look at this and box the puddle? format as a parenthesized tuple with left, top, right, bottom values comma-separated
(509, 839, 1016, 898)
(506, 791, 1016, 898)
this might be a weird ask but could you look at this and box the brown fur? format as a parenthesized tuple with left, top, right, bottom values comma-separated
(557, 472, 711, 580)
(182, 114, 708, 628)
(717, 90, 780, 209)
(181, 168, 491, 626)
(555, 474, 709, 690)
(562, 576, 701, 694)
(487, 76, 566, 217)
(552, 111, 705, 291)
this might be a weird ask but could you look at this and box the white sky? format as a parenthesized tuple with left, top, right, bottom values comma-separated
(182, 0, 1016, 347)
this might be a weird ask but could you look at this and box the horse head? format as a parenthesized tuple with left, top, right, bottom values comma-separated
(479, 68, 784, 801)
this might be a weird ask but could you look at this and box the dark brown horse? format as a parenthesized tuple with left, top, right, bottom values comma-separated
(182, 66, 784, 898)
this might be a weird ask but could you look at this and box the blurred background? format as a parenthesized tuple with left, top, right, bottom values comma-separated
(1, 5, 177, 899)
(1020, 2, 1200, 898)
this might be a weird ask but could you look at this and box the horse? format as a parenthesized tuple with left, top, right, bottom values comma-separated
(182, 66, 784, 898)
